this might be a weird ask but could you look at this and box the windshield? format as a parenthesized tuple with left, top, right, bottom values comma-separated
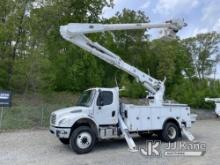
(76, 90, 96, 107)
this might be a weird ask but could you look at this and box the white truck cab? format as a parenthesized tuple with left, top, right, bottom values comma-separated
(50, 87, 193, 154)
(50, 87, 119, 137)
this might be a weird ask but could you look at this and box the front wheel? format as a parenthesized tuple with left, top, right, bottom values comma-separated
(70, 126, 96, 154)
(161, 122, 179, 142)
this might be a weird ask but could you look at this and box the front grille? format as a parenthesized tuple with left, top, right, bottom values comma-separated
(51, 114, 56, 125)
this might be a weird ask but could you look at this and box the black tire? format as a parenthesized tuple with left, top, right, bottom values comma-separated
(69, 126, 96, 154)
(161, 122, 179, 142)
(59, 138, 69, 145)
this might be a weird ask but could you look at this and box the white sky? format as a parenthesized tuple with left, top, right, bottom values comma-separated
(102, 0, 220, 39)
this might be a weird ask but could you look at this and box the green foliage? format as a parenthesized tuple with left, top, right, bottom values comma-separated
(170, 79, 220, 109)
(120, 74, 146, 98)
(0, 0, 220, 109)
(182, 32, 220, 80)
(147, 39, 194, 95)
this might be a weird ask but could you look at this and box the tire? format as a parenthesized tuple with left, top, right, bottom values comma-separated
(59, 138, 69, 145)
(69, 126, 96, 154)
(161, 122, 179, 142)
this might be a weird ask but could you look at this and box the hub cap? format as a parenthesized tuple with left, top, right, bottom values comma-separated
(76, 132, 92, 149)
(167, 127, 176, 139)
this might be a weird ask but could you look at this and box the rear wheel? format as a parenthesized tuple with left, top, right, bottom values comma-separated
(161, 122, 179, 142)
(70, 126, 96, 154)
(59, 138, 69, 145)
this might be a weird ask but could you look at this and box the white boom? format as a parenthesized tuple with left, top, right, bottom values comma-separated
(205, 98, 220, 102)
(60, 19, 186, 105)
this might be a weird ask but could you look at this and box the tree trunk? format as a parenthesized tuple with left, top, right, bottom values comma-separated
(7, 1, 28, 88)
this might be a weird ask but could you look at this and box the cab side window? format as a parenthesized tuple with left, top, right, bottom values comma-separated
(97, 91, 113, 106)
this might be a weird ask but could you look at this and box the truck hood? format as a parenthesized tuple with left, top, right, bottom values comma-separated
(53, 106, 89, 118)
(51, 106, 93, 127)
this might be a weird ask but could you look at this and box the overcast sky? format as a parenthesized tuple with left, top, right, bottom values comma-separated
(102, 0, 220, 39)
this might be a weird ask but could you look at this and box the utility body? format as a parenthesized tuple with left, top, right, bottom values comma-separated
(50, 19, 195, 154)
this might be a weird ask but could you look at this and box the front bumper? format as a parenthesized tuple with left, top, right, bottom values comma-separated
(49, 126, 71, 139)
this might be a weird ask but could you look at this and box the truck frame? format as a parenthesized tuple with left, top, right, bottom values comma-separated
(50, 19, 195, 154)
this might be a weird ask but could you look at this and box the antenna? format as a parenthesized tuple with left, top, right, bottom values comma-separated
(115, 76, 118, 87)
(115, 74, 118, 87)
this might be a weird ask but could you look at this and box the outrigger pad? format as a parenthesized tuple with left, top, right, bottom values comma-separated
(182, 127, 195, 142)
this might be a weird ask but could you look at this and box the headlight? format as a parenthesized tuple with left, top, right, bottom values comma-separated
(58, 118, 71, 126)
(51, 114, 56, 125)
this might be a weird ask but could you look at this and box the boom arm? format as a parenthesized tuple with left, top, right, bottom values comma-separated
(60, 19, 186, 105)
(205, 98, 220, 103)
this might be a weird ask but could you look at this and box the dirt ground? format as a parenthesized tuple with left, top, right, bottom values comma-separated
(0, 119, 220, 165)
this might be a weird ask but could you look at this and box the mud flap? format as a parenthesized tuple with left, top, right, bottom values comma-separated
(118, 115, 138, 152)
(182, 127, 195, 141)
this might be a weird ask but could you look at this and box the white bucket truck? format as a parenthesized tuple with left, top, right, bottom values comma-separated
(205, 98, 220, 117)
(50, 19, 195, 154)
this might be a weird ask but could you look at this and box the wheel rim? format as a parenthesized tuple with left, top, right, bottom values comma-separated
(76, 132, 92, 149)
(167, 127, 176, 139)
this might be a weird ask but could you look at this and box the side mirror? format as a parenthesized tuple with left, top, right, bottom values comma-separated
(97, 90, 104, 107)
(100, 101, 104, 106)
(98, 100, 104, 110)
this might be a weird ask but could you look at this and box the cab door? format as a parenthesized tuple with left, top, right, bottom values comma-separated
(93, 90, 118, 125)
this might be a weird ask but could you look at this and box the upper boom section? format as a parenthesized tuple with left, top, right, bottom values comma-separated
(62, 19, 186, 39)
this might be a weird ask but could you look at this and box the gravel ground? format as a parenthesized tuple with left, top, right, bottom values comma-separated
(0, 119, 220, 165)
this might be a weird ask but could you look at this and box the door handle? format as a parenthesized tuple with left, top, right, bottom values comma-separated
(112, 111, 115, 117)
